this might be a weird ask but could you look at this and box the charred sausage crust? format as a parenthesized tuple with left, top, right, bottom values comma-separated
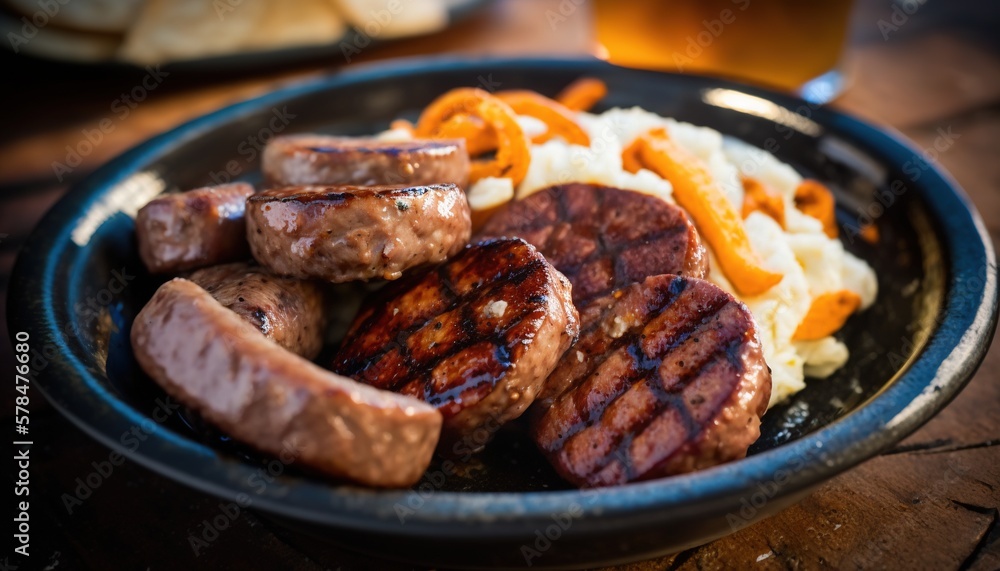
(478, 183, 708, 306)
(262, 135, 470, 189)
(532, 274, 770, 488)
(188, 263, 328, 359)
(246, 183, 471, 283)
(334, 238, 579, 451)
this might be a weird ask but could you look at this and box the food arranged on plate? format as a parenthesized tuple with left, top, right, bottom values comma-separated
(334, 237, 579, 452)
(130, 78, 877, 488)
(246, 183, 471, 282)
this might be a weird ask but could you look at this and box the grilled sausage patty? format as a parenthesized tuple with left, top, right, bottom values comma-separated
(532, 274, 771, 488)
(333, 238, 580, 453)
(188, 263, 328, 359)
(135, 182, 255, 274)
(246, 183, 471, 283)
(478, 183, 708, 306)
(262, 135, 470, 189)
(131, 279, 442, 488)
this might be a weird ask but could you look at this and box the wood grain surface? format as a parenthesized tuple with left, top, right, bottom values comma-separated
(1, 0, 997, 569)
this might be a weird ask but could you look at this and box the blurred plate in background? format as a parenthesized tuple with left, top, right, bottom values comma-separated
(0, 0, 491, 70)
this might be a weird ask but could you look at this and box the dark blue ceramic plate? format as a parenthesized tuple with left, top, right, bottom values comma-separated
(8, 58, 997, 569)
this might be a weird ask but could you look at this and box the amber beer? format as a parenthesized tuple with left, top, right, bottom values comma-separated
(593, 0, 854, 91)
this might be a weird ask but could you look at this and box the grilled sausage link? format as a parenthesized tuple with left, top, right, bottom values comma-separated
(334, 238, 580, 454)
(532, 274, 771, 488)
(131, 278, 442, 487)
(135, 182, 255, 274)
(188, 263, 328, 359)
(246, 183, 471, 283)
(478, 183, 708, 307)
(262, 134, 470, 189)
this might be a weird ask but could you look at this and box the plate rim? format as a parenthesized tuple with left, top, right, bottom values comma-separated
(9, 56, 998, 537)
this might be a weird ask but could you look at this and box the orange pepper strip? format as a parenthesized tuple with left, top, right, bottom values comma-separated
(555, 77, 608, 112)
(634, 128, 784, 296)
(794, 179, 838, 239)
(741, 175, 786, 228)
(621, 137, 644, 174)
(497, 90, 591, 146)
(793, 290, 862, 340)
(436, 114, 497, 156)
(415, 88, 530, 186)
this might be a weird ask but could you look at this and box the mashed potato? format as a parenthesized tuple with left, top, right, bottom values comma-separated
(459, 106, 877, 407)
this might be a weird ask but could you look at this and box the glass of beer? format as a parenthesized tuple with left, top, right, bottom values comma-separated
(593, 0, 854, 102)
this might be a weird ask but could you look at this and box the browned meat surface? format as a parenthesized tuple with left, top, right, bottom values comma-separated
(246, 183, 471, 283)
(262, 135, 470, 189)
(478, 183, 708, 306)
(532, 274, 771, 488)
(188, 263, 328, 359)
(333, 238, 580, 453)
(135, 182, 255, 274)
(131, 278, 442, 488)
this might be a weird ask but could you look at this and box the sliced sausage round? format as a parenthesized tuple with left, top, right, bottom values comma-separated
(478, 183, 708, 306)
(333, 238, 580, 454)
(188, 263, 328, 359)
(246, 183, 471, 283)
(262, 134, 470, 189)
(531, 274, 771, 488)
(135, 182, 255, 274)
(131, 278, 442, 488)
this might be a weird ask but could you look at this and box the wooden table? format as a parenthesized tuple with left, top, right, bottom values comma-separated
(1, 1, 998, 569)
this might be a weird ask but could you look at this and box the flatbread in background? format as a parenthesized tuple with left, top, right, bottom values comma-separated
(244, 0, 345, 52)
(4, 0, 144, 34)
(0, 10, 119, 61)
(333, 0, 448, 39)
(118, 0, 346, 65)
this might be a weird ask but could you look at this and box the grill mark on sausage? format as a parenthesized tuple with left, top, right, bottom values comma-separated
(335, 238, 580, 448)
(478, 184, 708, 306)
(533, 274, 769, 487)
(262, 135, 470, 189)
(582, 345, 729, 481)
(542, 278, 692, 451)
(337, 240, 555, 412)
(248, 184, 433, 205)
(391, 262, 540, 387)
